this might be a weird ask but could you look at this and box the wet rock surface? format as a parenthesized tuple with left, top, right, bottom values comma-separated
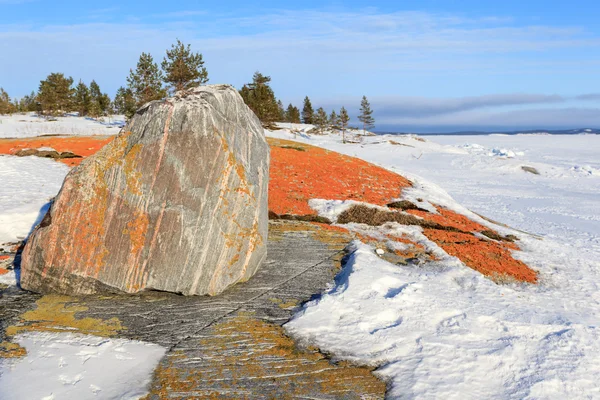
(1, 221, 387, 398)
(20, 85, 270, 296)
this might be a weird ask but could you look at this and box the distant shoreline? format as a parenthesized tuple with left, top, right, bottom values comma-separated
(374, 128, 600, 136)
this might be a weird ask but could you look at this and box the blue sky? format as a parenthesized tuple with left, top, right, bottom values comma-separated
(1, 0, 600, 132)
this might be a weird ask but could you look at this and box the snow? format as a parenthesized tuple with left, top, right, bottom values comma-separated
(0, 156, 69, 246)
(0, 124, 598, 397)
(0, 113, 124, 138)
(0, 332, 166, 400)
(270, 128, 600, 398)
(0, 269, 16, 286)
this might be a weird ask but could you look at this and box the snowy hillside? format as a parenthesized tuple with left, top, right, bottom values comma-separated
(266, 127, 600, 398)
(0, 113, 125, 138)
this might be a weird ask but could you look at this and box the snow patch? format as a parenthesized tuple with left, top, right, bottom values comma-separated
(0, 156, 69, 246)
(0, 332, 166, 400)
(0, 113, 124, 139)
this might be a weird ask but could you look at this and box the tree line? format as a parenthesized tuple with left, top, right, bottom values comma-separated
(0, 39, 207, 118)
(239, 72, 375, 139)
(1, 39, 375, 136)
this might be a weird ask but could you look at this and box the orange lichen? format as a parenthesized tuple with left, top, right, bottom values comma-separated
(145, 315, 385, 399)
(0, 136, 114, 166)
(0, 342, 27, 358)
(424, 229, 537, 283)
(5, 295, 124, 337)
(409, 207, 489, 233)
(268, 137, 411, 215)
(0, 267, 10, 275)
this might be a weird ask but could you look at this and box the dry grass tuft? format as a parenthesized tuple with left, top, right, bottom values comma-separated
(521, 166, 540, 175)
(269, 211, 332, 224)
(388, 140, 415, 148)
(481, 230, 518, 242)
(277, 144, 307, 152)
(387, 200, 429, 212)
(337, 204, 461, 232)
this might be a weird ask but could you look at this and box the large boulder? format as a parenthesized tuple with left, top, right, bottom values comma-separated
(20, 84, 269, 296)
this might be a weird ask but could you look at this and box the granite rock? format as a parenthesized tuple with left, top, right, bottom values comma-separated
(21, 84, 269, 295)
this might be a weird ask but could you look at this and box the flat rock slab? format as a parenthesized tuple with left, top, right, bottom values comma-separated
(0, 221, 386, 398)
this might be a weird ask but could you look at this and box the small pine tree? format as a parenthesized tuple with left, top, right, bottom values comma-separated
(286, 103, 301, 123)
(339, 107, 350, 144)
(88, 80, 111, 117)
(114, 86, 137, 119)
(18, 91, 37, 112)
(329, 110, 339, 131)
(0, 88, 14, 114)
(314, 107, 328, 134)
(127, 52, 166, 111)
(38, 73, 75, 115)
(302, 96, 314, 124)
(239, 72, 279, 126)
(74, 80, 91, 116)
(161, 39, 208, 93)
(277, 100, 285, 122)
(358, 95, 375, 134)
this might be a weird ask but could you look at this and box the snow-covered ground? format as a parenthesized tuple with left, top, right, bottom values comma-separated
(268, 128, 600, 399)
(0, 156, 69, 246)
(0, 113, 124, 138)
(1, 126, 599, 398)
(0, 332, 165, 400)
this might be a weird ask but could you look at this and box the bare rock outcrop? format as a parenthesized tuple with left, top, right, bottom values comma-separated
(21, 84, 269, 296)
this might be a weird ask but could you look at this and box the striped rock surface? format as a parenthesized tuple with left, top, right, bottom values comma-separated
(20, 84, 269, 296)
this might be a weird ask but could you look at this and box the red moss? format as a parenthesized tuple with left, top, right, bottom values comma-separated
(409, 207, 488, 233)
(268, 138, 411, 215)
(0, 136, 114, 166)
(424, 229, 537, 283)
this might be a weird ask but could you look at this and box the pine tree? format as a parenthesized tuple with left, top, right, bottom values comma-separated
(314, 107, 328, 134)
(161, 39, 208, 93)
(0, 88, 14, 114)
(286, 103, 301, 123)
(239, 72, 279, 126)
(74, 80, 91, 116)
(277, 100, 285, 122)
(38, 73, 75, 115)
(114, 86, 137, 119)
(127, 52, 166, 111)
(358, 95, 375, 134)
(329, 110, 339, 131)
(302, 96, 314, 124)
(19, 91, 38, 112)
(339, 107, 350, 144)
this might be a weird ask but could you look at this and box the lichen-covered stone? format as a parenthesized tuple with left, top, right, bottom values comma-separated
(21, 84, 269, 296)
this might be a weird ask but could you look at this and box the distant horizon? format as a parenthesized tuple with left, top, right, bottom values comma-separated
(372, 125, 600, 135)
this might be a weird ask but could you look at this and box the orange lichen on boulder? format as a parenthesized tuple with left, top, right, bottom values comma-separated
(0, 136, 114, 166)
(268, 138, 411, 215)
